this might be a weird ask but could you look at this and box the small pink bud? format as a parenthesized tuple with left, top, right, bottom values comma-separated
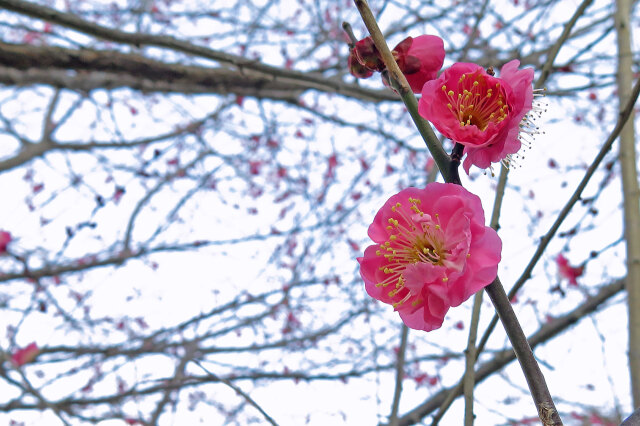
(11, 342, 39, 366)
(0, 230, 11, 254)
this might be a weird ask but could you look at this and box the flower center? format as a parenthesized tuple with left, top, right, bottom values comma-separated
(441, 71, 509, 130)
(375, 197, 449, 308)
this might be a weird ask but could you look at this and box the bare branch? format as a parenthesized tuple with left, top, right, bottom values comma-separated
(0, 0, 397, 102)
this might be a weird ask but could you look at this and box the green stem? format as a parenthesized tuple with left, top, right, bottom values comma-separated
(341, 21, 358, 47)
(353, 0, 452, 182)
(463, 291, 483, 426)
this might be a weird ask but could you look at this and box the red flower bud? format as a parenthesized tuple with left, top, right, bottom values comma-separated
(348, 49, 374, 78)
(353, 37, 385, 72)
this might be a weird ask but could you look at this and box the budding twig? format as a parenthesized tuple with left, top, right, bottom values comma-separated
(353, 0, 452, 183)
(341, 21, 358, 47)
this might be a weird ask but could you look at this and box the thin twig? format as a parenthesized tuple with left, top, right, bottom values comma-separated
(342, 21, 358, 46)
(192, 360, 279, 426)
(537, 0, 594, 88)
(389, 325, 409, 426)
(489, 167, 509, 230)
(463, 291, 482, 426)
(459, 0, 491, 60)
(461, 153, 508, 425)
(15, 368, 72, 426)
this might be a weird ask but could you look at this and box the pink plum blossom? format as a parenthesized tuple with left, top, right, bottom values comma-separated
(358, 183, 501, 331)
(0, 230, 11, 254)
(418, 60, 534, 173)
(11, 342, 39, 366)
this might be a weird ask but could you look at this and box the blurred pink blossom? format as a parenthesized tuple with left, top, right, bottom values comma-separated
(0, 230, 11, 254)
(556, 254, 583, 286)
(11, 342, 39, 367)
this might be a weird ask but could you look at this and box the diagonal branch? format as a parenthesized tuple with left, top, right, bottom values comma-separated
(191, 360, 279, 426)
(397, 278, 626, 425)
(479, 74, 640, 355)
(429, 73, 640, 426)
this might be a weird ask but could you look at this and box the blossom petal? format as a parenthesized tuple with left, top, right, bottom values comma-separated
(400, 35, 445, 93)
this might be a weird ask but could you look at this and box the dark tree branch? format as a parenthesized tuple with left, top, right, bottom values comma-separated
(0, 0, 397, 102)
(477, 74, 640, 362)
(621, 407, 640, 425)
(484, 278, 562, 425)
(397, 278, 626, 425)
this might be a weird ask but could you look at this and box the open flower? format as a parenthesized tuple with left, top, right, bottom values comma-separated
(349, 35, 445, 93)
(418, 60, 536, 173)
(358, 183, 501, 331)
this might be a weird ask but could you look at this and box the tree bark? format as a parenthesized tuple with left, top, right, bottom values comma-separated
(615, 0, 640, 409)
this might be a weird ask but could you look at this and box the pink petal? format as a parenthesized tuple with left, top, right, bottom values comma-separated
(11, 342, 39, 366)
